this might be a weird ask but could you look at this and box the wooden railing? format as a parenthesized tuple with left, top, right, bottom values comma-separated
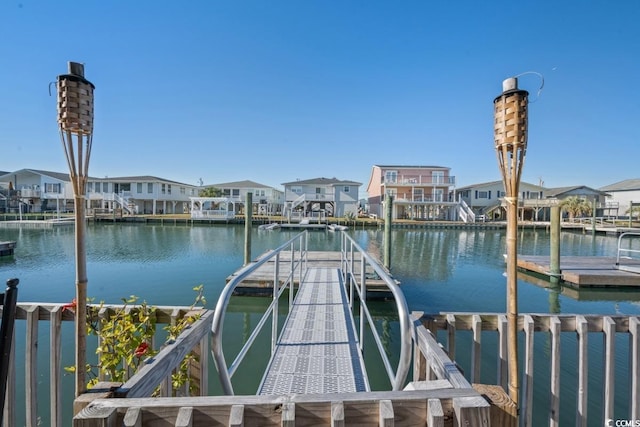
(7, 303, 637, 426)
(74, 310, 490, 426)
(1, 303, 210, 427)
(418, 312, 640, 427)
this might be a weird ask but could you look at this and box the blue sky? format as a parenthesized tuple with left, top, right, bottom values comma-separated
(1, 1, 639, 194)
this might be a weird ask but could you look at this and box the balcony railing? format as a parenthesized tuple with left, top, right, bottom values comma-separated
(383, 175, 456, 186)
(392, 193, 456, 203)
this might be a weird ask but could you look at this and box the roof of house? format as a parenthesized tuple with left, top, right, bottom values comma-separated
(0, 169, 196, 187)
(372, 165, 449, 170)
(282, 177, 362, 186)
(456, 180, 545, 192)
(207, 180, 273, 189)
(90, 175, 196, 187)
(599, 179, 640, 192)
(544, 185, 609, 197)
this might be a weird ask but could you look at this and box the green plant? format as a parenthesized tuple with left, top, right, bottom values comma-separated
(65, 285, 206, 395)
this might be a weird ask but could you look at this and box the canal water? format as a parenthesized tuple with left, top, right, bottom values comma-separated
(1, 223, 639, 425)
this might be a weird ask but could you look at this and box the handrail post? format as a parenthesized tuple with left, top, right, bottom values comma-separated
(349, 241, 355, 308)
(290, 242, 295, 307)
(272, 253, 280, 354)
(359, 252, 366, 351)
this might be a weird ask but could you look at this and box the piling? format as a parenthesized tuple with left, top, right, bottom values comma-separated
(384, 196, 393, 269)
(550, 206, 561, 277)
(244, 192, 252, 265)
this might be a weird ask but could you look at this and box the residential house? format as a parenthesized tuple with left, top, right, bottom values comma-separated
(0, 169, 198, 215)
(457, 180, 547, 221)
(545, 186, 613, 217)
(205, 180, 284, 216)
(282, 177, 361, 219)
(599, 179, 640, 217)
(366, 165, 456, 220)
(0, 169, 75, 213)
(87, 176, 199, 214)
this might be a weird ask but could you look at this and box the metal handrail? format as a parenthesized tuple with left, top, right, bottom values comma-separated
(339, 233, 412, 391)
(616, 231, 640, 265)
(210, 231, 308, 395)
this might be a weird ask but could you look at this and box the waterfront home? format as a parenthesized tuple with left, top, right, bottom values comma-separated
(457, 180, 547, 221)
(600, 179, 640, 217)
(0, 169, 75, 214)
(282, 177, 361, 220)
(203, 180, 284, 216)
(87, 175, 198, 215)
(366, 165, 457, 220)
(544, 186, 613, 218)
(0, 169, 198, 215)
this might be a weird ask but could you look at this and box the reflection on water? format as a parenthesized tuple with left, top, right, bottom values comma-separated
(1, 224, 640, 425)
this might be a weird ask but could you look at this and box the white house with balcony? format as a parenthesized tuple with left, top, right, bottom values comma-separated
(0, 169, 76, 213)
(0, 169, 198, 215)
(599, 179, 640, 217)
(203, 180, 284, 216)
(87, 176, 198, 215)
(282, 177, 361, 220)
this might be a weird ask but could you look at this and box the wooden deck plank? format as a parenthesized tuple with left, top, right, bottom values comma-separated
(518, 255, 640, 287)
(258, 267, 369, 395)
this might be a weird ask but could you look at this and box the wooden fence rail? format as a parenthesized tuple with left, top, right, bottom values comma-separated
(1, 303, 209, 427)
(418, 312, 640, 427)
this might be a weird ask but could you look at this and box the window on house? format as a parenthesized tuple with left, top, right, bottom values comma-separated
(477, 191, 489, 199)
(45, 183, 61, 193)
(232, 189, 240, 197)
(432, 171, 445, 184)
(291, 186, 302, 194)
(180, 187, 185, 194)
(148, 183, 153, 193)
(137, 183, 143, 193)
(87, 182, 93, 193)
(343, 186, 350, 193)
(103, 182, 109, 192)
(167, 184, 171, 195)
(385, 171, 398, 183)
(161, 184, 166, 195)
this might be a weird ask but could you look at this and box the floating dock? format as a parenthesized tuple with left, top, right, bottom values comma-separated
(0, 241, 16, 257)
(518, 255, 640, 287)
(227, 250, 396, 298)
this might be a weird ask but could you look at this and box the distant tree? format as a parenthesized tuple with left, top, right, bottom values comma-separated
(560, 196, 592, 221)
(199, 187, 222, 197)
(626, 205, 640, 219)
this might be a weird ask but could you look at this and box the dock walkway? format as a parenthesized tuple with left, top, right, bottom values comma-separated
(258, 267, 368, 394)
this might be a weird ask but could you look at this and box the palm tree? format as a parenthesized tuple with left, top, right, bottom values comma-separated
(199, 187, 222, 197)
(559, 196, 592, 221)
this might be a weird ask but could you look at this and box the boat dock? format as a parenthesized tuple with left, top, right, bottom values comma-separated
(258, 266, 368, 394)
(518, 255, 640, 287)
(227, 250, 396, 298)
(0, 240, 16, 257)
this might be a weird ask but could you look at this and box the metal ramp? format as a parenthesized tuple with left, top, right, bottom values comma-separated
(258, 267, 368, 395)
(210, 230, 412, 397)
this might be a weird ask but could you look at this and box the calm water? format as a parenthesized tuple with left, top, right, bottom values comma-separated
(1, 223, 639, 426)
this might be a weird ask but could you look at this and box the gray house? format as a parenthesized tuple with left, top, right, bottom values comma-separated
(282, 177, 361, 219)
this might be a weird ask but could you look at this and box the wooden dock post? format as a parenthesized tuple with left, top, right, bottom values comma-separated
(384, 196, 393, 269)
(550, 206, 561, 278)
(244, 192, 252, 265)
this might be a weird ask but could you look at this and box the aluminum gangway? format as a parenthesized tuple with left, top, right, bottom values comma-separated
(210, 230, 412, 396)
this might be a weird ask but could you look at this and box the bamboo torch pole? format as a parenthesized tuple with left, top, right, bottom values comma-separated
(56, 62, 95, 398)
(494, 77, 529, 414)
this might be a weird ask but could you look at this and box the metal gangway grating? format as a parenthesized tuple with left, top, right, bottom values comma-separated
(258, 267, 368, 395)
